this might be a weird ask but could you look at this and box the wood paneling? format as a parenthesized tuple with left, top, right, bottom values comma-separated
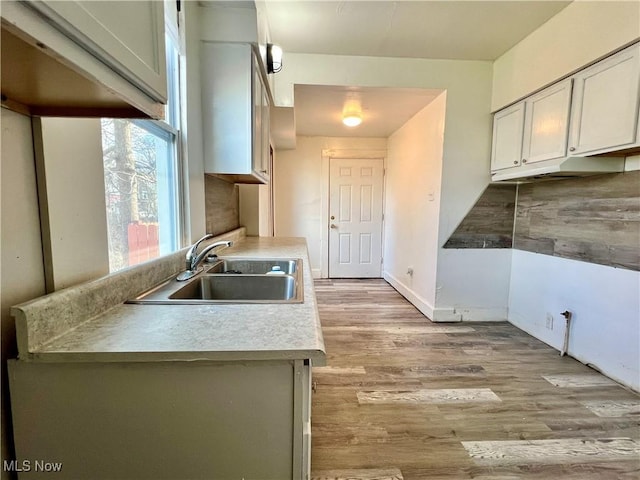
(444, 184, 516, 249)
(204, 174, 239, 236)
(312, 279, 640, 479)
(514, 171, 640, 271)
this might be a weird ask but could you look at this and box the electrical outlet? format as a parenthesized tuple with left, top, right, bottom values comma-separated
(546, 313, 554, 330)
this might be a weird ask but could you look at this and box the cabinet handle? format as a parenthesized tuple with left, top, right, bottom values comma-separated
(260, 169, 267, 174)
(522, 159, 527, 163)
(513, 161, 518, 165)
(569, 147, 576, 152)
(312, 381, 317, 393)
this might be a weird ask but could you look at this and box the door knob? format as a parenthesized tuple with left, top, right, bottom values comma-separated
(330, 224, 337, 229)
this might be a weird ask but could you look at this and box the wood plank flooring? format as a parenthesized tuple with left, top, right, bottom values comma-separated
(311, 279, 640, 480)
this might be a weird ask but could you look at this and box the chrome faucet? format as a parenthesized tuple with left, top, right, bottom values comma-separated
(177, 235, 233, 281)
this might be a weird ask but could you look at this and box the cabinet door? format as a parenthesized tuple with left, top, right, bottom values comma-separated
(292, 360, 312, 480)
(25, 1, 167, 102)
(568, 43, 640, 155)
(202, 43, 253, 176)
(491, 103, 525, 171)
(522, 79, 572, 165)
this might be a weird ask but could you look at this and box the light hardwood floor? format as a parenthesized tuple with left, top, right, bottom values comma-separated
(311, 279, 640, 480)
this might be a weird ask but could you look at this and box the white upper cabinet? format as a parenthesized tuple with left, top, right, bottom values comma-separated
(201, 42, 270, 184)
(568, 43, 640, 156)
(27, 1, 167, 102)
(522, 79, 572, 165)
(1, 0, 167, 118)
(491, 103, 525, 171)
(492, 80, 571, 172)
(491, 42, 640, 179)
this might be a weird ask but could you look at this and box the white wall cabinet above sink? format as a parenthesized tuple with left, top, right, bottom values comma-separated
(1, 0, 167, 118)
(201, 42, 271, 184)
(491, 42, 639, 181)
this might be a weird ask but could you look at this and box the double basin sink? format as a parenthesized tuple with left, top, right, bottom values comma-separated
(129, 258, 303, 304)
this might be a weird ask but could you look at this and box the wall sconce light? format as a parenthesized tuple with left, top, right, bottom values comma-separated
(267, 44, 283, 74)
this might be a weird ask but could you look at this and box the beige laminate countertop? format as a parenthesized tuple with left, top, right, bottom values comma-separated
(17, 237, 326, 365)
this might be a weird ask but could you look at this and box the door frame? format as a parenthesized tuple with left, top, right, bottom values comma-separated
(320, 149, 387, 278)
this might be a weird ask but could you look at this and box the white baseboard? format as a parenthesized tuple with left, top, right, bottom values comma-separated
(432, 308, 463, 322)
(383, 272, 506, 323)
(311, 268, 322, 279)
(453, 307, 508, 322)
(383, 272, 435, 320)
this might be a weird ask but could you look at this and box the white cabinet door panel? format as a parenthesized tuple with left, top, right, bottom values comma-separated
(491, 103, 525, 171)
(522, 79, 572, 164)
(569, 43, 640, 155)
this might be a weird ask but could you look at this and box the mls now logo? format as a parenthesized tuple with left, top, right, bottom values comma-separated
(3, 460, 63, 473)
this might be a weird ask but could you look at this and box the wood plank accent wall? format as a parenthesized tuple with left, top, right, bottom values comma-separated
(204, 174, 239, 236)
(443, 184, 516, 249)
(514, 171, 640, 271)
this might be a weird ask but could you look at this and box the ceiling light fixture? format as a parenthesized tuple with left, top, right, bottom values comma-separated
(342, 113, 362, 127)
(267, 44, 283, 74)
(342, 95, 363, 127)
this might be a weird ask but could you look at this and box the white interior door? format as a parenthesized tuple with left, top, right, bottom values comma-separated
(329, 158, 384, 278)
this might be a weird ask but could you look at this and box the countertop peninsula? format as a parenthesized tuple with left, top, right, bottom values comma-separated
(12, 234, 326, 365)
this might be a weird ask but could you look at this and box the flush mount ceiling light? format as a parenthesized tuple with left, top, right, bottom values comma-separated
(267, 44, 283, 74)
(342, 96, 363, 127)
(342, 113, 362, 127)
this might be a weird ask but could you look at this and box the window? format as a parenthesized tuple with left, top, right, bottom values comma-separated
(101, 26, 183, 272)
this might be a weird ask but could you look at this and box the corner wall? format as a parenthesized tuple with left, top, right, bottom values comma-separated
(383, 93, 445, 317)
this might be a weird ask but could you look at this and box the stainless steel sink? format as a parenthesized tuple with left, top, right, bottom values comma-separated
(205, 258, 298, 275)
(128, 258, 303, 305)
(170, 275, 297, 301)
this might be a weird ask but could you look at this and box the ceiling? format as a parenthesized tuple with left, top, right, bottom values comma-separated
(261, 0, 572, 140)
(294, 85, 442, 137)
(263, 1, 571, 61)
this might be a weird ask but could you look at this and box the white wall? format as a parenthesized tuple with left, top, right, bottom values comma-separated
(33, 118, 109, 291)
(0, 109, 47, 480)
(183, 1, 207, 241)
(509, 251, 640, 391)
(239, 185, 259, 236)
(492, 1, 640, 110)
(436, 249, 512, 321)
(274, 136, 387, 276)
(383, 93, 445, 317)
